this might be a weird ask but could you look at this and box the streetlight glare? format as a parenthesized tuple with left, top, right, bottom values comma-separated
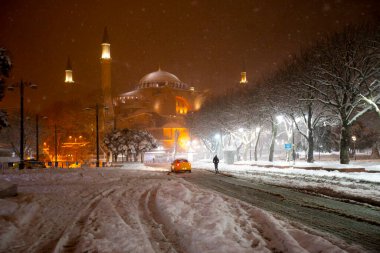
(214, 133, 221, 139)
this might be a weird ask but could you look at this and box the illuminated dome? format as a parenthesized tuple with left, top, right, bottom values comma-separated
(138, 69, 189, 90)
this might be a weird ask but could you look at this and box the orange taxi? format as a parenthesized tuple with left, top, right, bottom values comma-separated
(171, 159, 191, 173)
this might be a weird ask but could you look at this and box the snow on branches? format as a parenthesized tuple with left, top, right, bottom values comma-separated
(103, 128, 157, 162)
(0, 48, 12, 130)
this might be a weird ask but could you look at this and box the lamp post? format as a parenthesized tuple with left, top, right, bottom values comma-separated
(96, 103, 99, 167)
(54, 124, 58, 167)
(85, 103, 107, 167)
(352, 135, 357, 161)
(36, 115, 39, 161)
(7, 80, 37, 169)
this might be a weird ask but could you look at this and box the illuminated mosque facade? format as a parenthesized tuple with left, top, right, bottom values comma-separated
(98, 28, 207, 152)
(65, 28, 248, 154)
(114, 68, 206, 151)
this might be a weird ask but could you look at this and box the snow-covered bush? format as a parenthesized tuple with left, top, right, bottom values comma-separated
(103, 128, 157, 162)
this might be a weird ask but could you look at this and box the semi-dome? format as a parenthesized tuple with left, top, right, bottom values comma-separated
(138, 69, 189, 90)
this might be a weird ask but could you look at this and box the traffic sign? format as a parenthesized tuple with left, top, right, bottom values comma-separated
(284, 143, 292, 150)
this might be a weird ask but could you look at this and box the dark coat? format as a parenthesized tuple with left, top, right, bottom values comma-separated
(213, 156, 219, 164)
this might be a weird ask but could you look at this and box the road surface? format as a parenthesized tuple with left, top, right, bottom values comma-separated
(180, 169, 380, 252)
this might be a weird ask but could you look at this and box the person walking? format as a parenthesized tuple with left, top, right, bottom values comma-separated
(213, 155, 219, 174)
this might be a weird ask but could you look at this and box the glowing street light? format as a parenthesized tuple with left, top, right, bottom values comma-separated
(65, 57, 75, 84)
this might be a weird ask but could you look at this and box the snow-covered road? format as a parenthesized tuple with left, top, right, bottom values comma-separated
(0, 165, 369, 252)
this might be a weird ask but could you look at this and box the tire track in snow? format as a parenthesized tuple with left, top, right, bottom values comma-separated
(52, 187, 117, 253)
(138, 186, 182, 253)
(1, 201, 40, 253)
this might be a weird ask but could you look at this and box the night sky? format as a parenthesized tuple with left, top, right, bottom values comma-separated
(1, 0, 379, 114)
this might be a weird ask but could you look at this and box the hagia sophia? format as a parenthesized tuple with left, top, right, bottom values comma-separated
(65, 28, 248, 159)
(114, 68, 205, 151)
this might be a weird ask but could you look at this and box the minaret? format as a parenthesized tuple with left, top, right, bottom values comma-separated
(65, 57, 74, 83)
(239, 60, 248, 86)
(100, 27, 114, 130)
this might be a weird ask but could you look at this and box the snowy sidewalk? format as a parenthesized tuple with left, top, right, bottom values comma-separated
(234, 160, 380, 172)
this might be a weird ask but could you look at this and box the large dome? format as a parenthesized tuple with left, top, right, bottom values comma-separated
(138, 69, 188, 90)
(139, 69, 181, 84)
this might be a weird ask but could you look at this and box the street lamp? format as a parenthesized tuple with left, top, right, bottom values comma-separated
(7, 80, 37, 169)
(352, 135, 357, 161)
(85, 103, 108, 167)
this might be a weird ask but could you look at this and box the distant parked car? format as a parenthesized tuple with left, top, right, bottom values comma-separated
(171, 159, 191, 173)
(13, 159, 46, 169)
(69, 163, 81, 168)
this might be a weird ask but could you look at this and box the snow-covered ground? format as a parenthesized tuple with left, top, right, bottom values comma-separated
(0, 162, 377, 252)
(193, 160, 380, 206)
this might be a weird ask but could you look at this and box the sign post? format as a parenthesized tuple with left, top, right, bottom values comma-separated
(284, 143, 292, 163)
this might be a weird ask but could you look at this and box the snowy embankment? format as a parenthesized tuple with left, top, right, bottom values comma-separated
(0, 165, 362, 253)
(193, 160, 380, 206)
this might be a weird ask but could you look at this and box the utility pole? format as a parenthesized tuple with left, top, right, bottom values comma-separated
(20, 81, 24, 169)
(54, 124, 58, 167)
(7, 80, 37, 169)
(96, 103, 100, 167)
(36, 114, 39, 161)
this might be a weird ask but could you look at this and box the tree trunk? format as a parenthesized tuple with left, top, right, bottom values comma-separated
(236, 143, 243, 161)
(269, 120, 277, 162)
(307, 129, 314, 163)
(254, 129, 262, 161)
(307, 104, 314, 163)
(370, 143, 380, 159)
(340, 121, 350, 164)
(140, 152, 144, 163)
(243, 143, 249, 161)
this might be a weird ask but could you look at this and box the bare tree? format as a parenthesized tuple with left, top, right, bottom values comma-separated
(0, 113, 35, 158)
(0, 48, 12, 129)
(272, 56, 336, 163)
(301, 24, 380, 164)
